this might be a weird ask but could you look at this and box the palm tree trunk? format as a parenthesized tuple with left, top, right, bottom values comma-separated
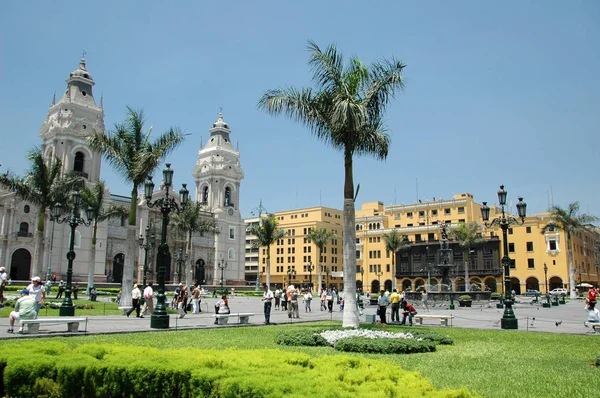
(342, 151, 359, 328)
(265, 247, 271, 287)
(88, 221, 98, 294)
(33, 211, 46, 278)
(317, 249, 323, 293)
(121, 187, 139, 310)
(464, 250, 469, 292)
(391, 255, 395, 292)
(567, 233, 576, 299)
(185, 232, 192, 287)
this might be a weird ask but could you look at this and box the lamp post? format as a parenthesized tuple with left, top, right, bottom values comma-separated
(138, 225, 156, 289)
(287, 265, 296, 286)
(375, 270, 383, 291)
(52, 191, 93, 316)
(144, 163, 189, 329)
(176, 247, 188, 284)
(254, 268, 261, 291)
(360, 266, 365, 293)
(217, 256, 227, 294)
(544, 263, 549, 294)
(307, 261, 314, 291)
(481, 185, 527, 330)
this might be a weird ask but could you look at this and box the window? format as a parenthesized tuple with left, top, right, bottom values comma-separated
(526, 242, 533, 252)
(432, 209, 438, 216)
(510, 259, 516, 269)
(407, 223, 413, 227)
(458, 207, 465, 214)
(526, 226, 532, 234)
(549, 240, 557, 251)
(224, 187, 231, 206)
(386, 264, 390, 272)
(508, 228, 513, 235)
(444, 208, 451, 215)
(508, 243, 515, 252)
(527, 258, 535, 269)
(228, 248, 235, 260)
(407, 212, 413, 218)
(394, 213, 401, 219)
(458, 219, 465, 223)
(18, 222, 29, 237)
(74, 151, 85, 173)
(418, 211, 425, 217)
(229, 227, 235, 239)
(415, 234, 422, 242)
(23, 205, 30, 214)
(428, 233, 435, 241)
(202, 186, 208, 203)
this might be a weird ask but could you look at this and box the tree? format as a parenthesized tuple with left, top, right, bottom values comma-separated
(0, 148, 77, 278)
(450, 222, 486, 292)
(80, 181, 128, 294)
(381, 229, 410, 291)
(170, 201, 219, 286)
(250, 215, 286, 287)
(87, 106, 185, 307)
(258, 41, 405, 328)
(542, 202, 598, 298)
(307, 228, 337, 291)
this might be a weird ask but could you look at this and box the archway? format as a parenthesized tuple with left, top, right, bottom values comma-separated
(195, 259, 206, 286)
(10, 248, 31, 280)
(371, 280, 380, 293)
(526, 277, 540, 291)
(384, 279, 392, 292)
(455, 277, 466, 292)
(112, 253, 124, 284)
(356, 279, 363, 292)
(484, 277, 497, 292)
(469, 277, 483, 291)
(510, 277, 521, 295)
(549, 276, 564, 291)
(414, 278, 425, 291)
(402, 279, 412, 292)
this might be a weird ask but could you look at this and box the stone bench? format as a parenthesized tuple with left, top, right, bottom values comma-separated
(414, 314, 454, 327)
(213, 313, 254, 325)
(584, 321, 600, 333)
(19, 317, 88, 334)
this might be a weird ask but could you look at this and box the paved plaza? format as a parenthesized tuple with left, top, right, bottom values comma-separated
(0, 295, 596, 339)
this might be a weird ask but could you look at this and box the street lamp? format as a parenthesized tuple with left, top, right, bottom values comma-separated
(307, 261, 314, 291)
(287, 265, 296, 286)
(481, 185, 527, 330)
(544, 263, 549, 294)
(360, 266, 365, 293)
(144, 163, 189, 329)
(176, 247, 188, 284)
(375, 270, 383, 291)
(217, 256, 227, 293)
(52, 191, 93, 316)
(138, 225, 156, 289)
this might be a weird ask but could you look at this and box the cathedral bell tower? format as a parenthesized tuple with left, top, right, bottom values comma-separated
(192, 113, 245, 286)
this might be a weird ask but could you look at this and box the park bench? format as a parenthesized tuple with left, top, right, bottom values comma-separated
(584, 321, 600, 334)
(413, 314, 454, 327)
(19, 317, 88, 334)
(213, 313, 255, 325)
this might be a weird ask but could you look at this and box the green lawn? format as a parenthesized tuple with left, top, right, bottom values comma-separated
(2, 322, 596, 397)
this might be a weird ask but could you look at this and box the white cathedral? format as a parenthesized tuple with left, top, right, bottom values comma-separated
(0, 58, 246, 288)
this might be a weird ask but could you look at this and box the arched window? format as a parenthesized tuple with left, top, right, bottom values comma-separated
(202, 186, 209, 203)
(228, 247, 235, 260)
(224, 187, 231, 207)
(74, 152, 85, 173)
(18, 222, 29, 237)
(70, 230, 82, 249)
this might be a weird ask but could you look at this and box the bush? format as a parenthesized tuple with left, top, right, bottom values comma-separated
(409, 330, 454, 345)
(276, 330, 329, 347)
(596, 355, 600, 367)
(334, 337, 437, 354)
(491, 292, 502, 299)
(459, 295, 472, 301)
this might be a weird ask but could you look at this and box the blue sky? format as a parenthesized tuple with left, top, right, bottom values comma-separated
(1, 1, 599, 219)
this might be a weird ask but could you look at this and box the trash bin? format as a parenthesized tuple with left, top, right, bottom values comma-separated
(365, 314, 376, 324)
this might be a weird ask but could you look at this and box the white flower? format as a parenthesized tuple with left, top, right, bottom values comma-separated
(319, 329, 418, 345)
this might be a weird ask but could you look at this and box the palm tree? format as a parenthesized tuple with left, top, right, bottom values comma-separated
(87, 106, 185, 306)
(450, 222, 487, 292)
(170, 201, 219, 285)
(80, 181, 128, 294)
(382, 229, 410, 291)
(250, 215, 286, 287)
(542, 202, 598, 298)
(258, 41, 405, 328)
(307, 228, 337, 292)
(0, 149, 77, 278)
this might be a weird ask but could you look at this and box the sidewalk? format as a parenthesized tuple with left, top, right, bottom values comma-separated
(0, 296, 596, 339)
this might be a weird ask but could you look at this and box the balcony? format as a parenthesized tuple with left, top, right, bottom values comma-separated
(16, 232, 33, 238)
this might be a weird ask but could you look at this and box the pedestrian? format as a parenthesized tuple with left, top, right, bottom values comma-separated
(401, 300, 418, 326)
(261, 284, 273, 324)
(281, 287, 288, 311)
(73, 282, 79, 300)
(191, 284, 201, 314)
(51, 273, 57, 283)
(26, 276, 45, 315)
(377, 289, 390, 324)
(289, 286, 299, 319)
(116, 289, 121, 304)
(587, 287, 597, 310)
(585, 302, 600, 333)
(389, 289, 400, 322)
(89, 285, 97, 301)
(274, 287, 281, 309)
(421, 289, 430, 312)
(56, 280, 65, 299)
(7, 289, 37, 333)
(327, 288, 335, 313)
(0, 266, 7, 309)
(303, 289, 312, 312)
(176, 283, 188, 318)
(356, 291, 364, 315)
(142, 283, 154, 316)
(320, 288, 327, 311)
(231, 287, 235, 297)
(126, 284, 141, 318)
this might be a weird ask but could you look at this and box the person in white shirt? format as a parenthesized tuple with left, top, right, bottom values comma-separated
(303, 290, 313, 312)
(0, 267, 8, 309)
(26, 276, 45, 315)
(274, 288, 281, 309)
(126, 284, 142, 318)
(142, 283, 154, 316)
(586, 305, 600, 333)
(261, 284, 274, 324)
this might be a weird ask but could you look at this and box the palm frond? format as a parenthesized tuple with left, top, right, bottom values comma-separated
(307, 40, 343, 93)
(365, 57, 406, 120)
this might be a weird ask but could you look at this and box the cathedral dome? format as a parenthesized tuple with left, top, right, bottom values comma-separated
(69, 58, 93, 81)
(212, 113, 229, 130)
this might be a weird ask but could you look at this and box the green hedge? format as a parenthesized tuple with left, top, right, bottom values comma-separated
(276, 330, 329, 347)
(0, 341, 473, 397)
(334, 336, 437, 354)
(408, 330, 454, 345)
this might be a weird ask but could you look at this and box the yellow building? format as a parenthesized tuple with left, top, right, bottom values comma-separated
(254, 207, 344, 290)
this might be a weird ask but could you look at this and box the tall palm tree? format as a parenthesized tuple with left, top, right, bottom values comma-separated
(80, 181, 128, 294)
(258, 41, 405, 328)
(307, 228, 337, 292)
(542, 202, 598, 298)
(250, 215, 286, 287)
(382, 229, 410, 291)
(170, 201, 219, 285)
(0, 149, 77, 278)
(450, 222, 487, 292)
(87, 106, 185, 306)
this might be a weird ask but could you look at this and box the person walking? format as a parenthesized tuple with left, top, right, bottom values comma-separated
(421, 289, 430, 312)
(274, 287, 281, 310)
(191, 284, 201, 314)
(389, 289, 400, 322)
(7, 289, 37, 333)
(73, 282, 79, 300)
(289, 286, 300, 319)
(303, 290, 312, 312)
(176, 283, 188, 319)
(326, 288, 335, 313)
(320, 288, 327, 311)
(56, 280, 65, 299)
(142, 283, 154, 316)
(26, 276, 45, 315)
(262, 284, 274, 324)
(401, 300, 418, 326)
(89, 285, 97, 301)
(126, 284, 141, 318)
(281, 287, 288, 312)
(377, 289, 390, 324)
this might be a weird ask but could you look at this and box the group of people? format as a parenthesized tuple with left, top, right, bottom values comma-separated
(377, 288, 418, 326)
(126, 282, 155, 318)
(6, 276, 46, 333)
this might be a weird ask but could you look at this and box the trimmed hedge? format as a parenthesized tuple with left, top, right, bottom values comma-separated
(409, 330, 454, 345)
(335, 336, 437, 354)
(0, 341, 474, 397)
(276, 330, 329, 347)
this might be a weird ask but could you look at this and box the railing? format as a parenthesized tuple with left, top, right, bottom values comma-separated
(16, 232, 33, 238)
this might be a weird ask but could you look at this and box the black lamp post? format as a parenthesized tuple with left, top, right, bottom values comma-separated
(481, 185, 527, 330)
(307, 261, 314, 291)
(375, 270, 383, 291)
(138, 225, 156, 289)
(217, 256, 227, 293)
(544, 263, 549, 294)
(144, 163, 189, 329)
(176, 247, 188, 284)
(52, 191, 93, 316)
(360, 266, 365, 293)
(287, 265, 296, 286)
